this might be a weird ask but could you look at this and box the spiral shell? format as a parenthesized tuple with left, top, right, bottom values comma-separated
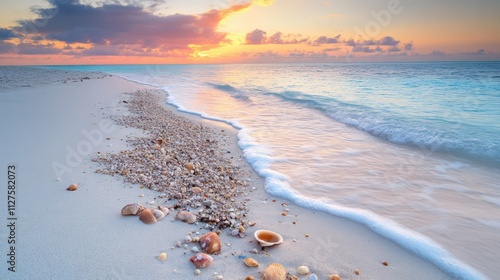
(121, 203, 145, 216)
(189, 253, 213, 268)
(199, 232, 221, 255)
(176, 211, 197, 224)
(139, 208, 157, 224)
(152, 209, 165, 221)
(243, 257, 259, 267)
(66, 183, 78, 191)
(263, 263, 287, 280)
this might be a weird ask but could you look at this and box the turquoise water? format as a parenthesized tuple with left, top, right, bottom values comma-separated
(40, 62, 500, 279)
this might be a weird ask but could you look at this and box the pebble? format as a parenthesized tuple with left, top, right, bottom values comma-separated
(194, 269, 201, 275)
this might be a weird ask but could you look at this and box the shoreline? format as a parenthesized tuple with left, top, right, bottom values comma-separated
(0, 67, 455, 279)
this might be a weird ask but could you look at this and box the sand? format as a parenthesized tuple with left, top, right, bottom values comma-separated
(0, 66, 453, 279)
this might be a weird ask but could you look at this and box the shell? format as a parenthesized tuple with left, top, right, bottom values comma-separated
(157, 252, 167, 261)
(139, 208, 157, 224)
(263, 263, 287, 280)
(243, 257, 259, 267)
(297, 265, 309, 275)
(121, 203, 145, 216)
(176, 211, 197, 224)
(329, 274, 341, 280)
(194, 269, 201, 275)
(156, 205, 170, 216)
(192, 187, 202, 193)
(309, 274, 318, 280)
(152, 209, 165, 221)
(245, 277, 256, 280)
(189, 253, 213, 268)
(254, 230, 284, 247)
(238, 225, 245, 233)
(199, 232, 221, 255)
(185, 163, 194, 170)
(66, 183, 78, 191)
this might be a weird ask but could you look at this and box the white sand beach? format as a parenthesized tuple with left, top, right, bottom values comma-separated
(0, 67, 453, 279)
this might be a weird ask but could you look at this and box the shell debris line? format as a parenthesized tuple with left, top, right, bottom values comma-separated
(93, 90, 253, 231)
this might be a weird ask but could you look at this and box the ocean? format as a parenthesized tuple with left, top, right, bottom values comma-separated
(41, 62, 500, 279)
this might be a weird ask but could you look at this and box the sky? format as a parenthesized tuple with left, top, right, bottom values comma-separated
(0, 0, 499, 65)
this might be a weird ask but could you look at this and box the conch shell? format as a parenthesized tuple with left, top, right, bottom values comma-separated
(199, 232, 221, 255)
(263, 263, 287, 280)
(254, 230, 283, 247)
(189, 253, 213, 268)
(176, 211, 198, 224)
(121, 203, 145, 216)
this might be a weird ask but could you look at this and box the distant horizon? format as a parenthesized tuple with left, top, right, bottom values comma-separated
(1, 0, 499, 65)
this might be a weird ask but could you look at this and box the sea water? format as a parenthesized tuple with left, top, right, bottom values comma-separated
(41, 62, 500, 279)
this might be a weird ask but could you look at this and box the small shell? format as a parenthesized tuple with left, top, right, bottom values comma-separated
(290, 276, 299, 280)
(254, 230, 284, 247)
(263, 263, 287, 280)
(139, 208, 157, 224)
(329, 274, 341, 280)
(245, 277, 256, 280)
(238, 225, 245, 233)
(156, 205, 170, 216)
(121, 203, 145, 216)
(192, 187, 202, 193)
(157, 252, 167, 261)
(185, 236, 192, 243)
(297, 266, 309, 275)
(152, 209, 165, 221)
(66, 183, 78, 191)
(194, 269, 201, 275)
(185, 163, 194, 170)
(193, 236, 200, 242)
(199, 232, 221, 255)
(189, 253, 213, 268)
(243, 257, 259, 267)
(176, 211, 198, 224)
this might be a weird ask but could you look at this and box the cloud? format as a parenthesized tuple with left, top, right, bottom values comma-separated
(253, 0, 274, 6)
(346, 36, 399, 46)
(314, 35, 341, 44)
(245, 29, 267, 44)
(12, 0, 250, 55)
(267, 32, 308, 44)
(404, 42, 414, 51)
(0, 28, 16, 40)
(431, 50, 446, 56)
(462, 49, 486, 55)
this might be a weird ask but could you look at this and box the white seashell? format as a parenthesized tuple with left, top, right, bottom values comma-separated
(191, 246, 199, 253)
(192, 236, 200, 242)
(175, 241, 182, 247)
(194, 269, 201, 275)
(157, 252, 167, 261)
(297, 266, 309, 275)
(139, 194, 144, 197)
(254, 230, 284, 247)
(152, 209, 165, 221)
(185, 236, 192, 243)
(156, 205, 170, 216)
(263, 263, 287, 280)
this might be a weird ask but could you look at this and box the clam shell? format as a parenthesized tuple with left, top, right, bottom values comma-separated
(329, 275, 341, 280)
(199, 232, 221, 255)
(243, 257, 259, 267)
(139, 208, 157, 224)
(263, 263, 287, 280)
(176, 211, 197, 224)
(254, 230, 284, 247)
(297, 265, 309, 275)
(66, 183, 78, 191)
(156, 205, 170, 216)
(189, 253, 213, 268)
(157, 252, 167, 261)
(152, 209, 165, 221)
(121, 203, 145, 216)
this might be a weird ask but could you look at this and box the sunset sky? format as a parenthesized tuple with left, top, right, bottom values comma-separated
(0, 0, 499, 65)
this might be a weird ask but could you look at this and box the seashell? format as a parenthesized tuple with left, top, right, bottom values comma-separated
(297, 266, 309, 275)
(192, 236, 200, 242)
(152, 209, 165, 221)
(156, 205, 170, 216)
(245, 277, 256, 280)
(263, 263, 287, 280)
(175, 241, 182, 247)
(139, 208, 157, 224)
(185, 236, 192, 243)
(243, 257, 259, 267)
(254, 230, 284, 247)
(191, 246, 199, 253)
(194, 269, 201, 275)
(185, 163, 194, 170)
(176, 211, 197, 224)
(66, 183, 78, 191)
(121, 203, 145, 216)
(192, 187, 202, 193)
(157, 252, 167, 261)
(199, 232, 221, 255)
(238, 225, 245, 233)
(290, 276, 299, 280)
(309, 274, 318, 280)
(189, 253, 213, 268)
(329, 274, 341, 280)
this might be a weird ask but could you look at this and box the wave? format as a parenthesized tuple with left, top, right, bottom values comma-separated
(207, 82, 251, 101)
(263, 90, 500, 166)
